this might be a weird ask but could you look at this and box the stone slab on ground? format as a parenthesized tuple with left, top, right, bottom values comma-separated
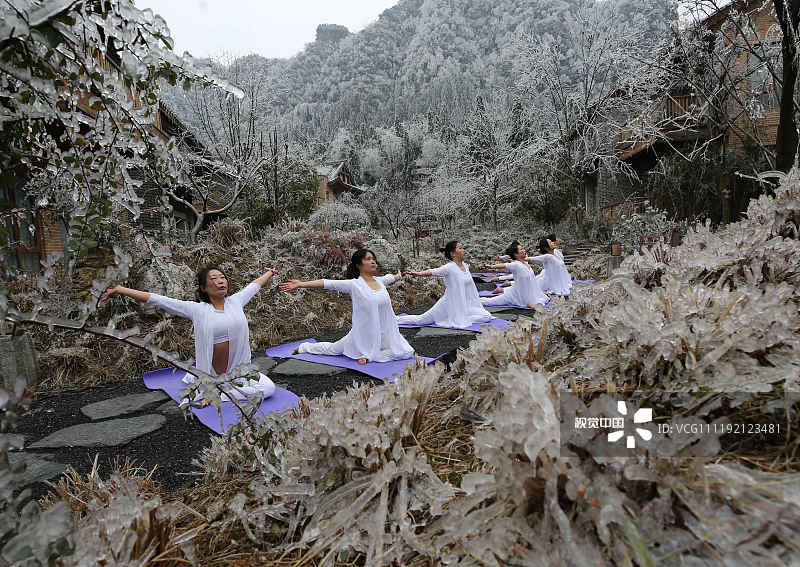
(155, 400, 184, 417)
(29, 415, 167, 449)
(81, 391, 168, 420)
(252, 356, 278, 374)
(9, 453, 67, 485)
(7, 434, 25, 451)
(415, 327, 477, 338)
(485, 307, 513, 313)
(272, 359, 346, 376)
(493, 313, 518, 322)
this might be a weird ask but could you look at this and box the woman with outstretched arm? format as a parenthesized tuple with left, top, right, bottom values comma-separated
(400, 240, 492, 328)
(480, 241, 549, 308)
(530, 238, 572, 296)
(280, 249, 414, 364)
(102, 266, 278, 401)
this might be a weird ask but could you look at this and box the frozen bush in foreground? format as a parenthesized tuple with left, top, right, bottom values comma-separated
(199, 362, 454, 565)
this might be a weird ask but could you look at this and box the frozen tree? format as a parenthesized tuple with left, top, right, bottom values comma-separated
(656, 1, 800, 173)
(0, 0, 265, 440)
(511, 0, 674, 195)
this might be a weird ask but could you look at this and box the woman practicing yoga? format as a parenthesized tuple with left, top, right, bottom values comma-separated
(530, 237, 572, 296)
(102, 266, 278, 402)
(480, 241, 549, 308)
(399, 240, 492, 329)
(279, 249, 414, 364)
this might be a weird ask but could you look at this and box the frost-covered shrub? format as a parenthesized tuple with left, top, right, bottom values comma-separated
(198, 362, 454, 565)
(308, 230, 368, 268)
(611, 203, 677, 254)
(1, 378, 74, 566)
(209, 217, 247, 248)
(308, 201, 370, 231)
(432, 339, 800, 566)
(363, 237, 400, 272)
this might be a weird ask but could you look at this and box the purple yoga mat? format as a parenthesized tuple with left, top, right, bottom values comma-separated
(471, 272, 503, 278)
(396, 314, 511, 332)
(266, 340, 442, 383)
(479, 275, 510, 283)
(573, 279, 595, 284)
(479, 289, 506, 297)
(143, 368, 299, 435)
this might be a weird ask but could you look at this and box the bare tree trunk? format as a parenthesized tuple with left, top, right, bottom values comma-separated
(773, 0, 800, 172)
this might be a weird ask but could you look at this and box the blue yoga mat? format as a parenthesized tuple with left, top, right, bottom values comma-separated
(143, 368, 299, 435)
(266, 339, 442, 383)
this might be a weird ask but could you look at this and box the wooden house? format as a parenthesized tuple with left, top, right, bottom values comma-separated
(587, 0, 786, 219)
(313, 162, 365, 207)
(1, 47, 203, 271)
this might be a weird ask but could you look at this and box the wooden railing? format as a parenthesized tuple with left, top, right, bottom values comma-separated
(660, 93, 701, 119)
(601, 195, 648, 220)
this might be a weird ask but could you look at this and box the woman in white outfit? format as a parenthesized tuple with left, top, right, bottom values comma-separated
(480, 242, 549, 308)
(102, 266, 278, 402)
(530, 237, 572, 296)
(399, 240, 492, 328)
(280, 249, 414, 364)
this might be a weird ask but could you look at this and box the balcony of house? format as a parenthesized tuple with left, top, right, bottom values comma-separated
(616, 92, 710, 162)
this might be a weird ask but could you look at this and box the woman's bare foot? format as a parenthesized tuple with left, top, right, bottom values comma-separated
(527, 303, 537, 309)
(200, 399, 209, 408)
(492, 287, 503, 294)
(292, 347, 299, 355)
(358, 357, 368, 365)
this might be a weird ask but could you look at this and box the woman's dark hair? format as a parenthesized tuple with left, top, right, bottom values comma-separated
(538, 238, 552, 255)
(197, 266, 226, 303)
(346, 248, 377, 279)
(505, 241, 521, 260)
(546, 233, 557, 242)
(440, 240, 459, 260)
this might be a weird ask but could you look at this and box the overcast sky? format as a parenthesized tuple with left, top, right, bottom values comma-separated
(135, 0, 400, 59)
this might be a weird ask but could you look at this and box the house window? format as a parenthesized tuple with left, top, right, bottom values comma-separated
(0, 183, 41, 272)
(748, 48, 782, 109)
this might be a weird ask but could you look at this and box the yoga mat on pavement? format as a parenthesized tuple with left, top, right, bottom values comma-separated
(479, 289, 505, 297)
(143, 368, 299, 435)
(266, 339, 442, 383)
(479, 275, 512, 283)
(396, 315, 512, 332)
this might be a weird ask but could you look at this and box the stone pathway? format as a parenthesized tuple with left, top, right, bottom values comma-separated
(13, 295, 539, 497)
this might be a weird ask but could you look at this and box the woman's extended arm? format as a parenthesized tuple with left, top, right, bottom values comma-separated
(102, 285, 150, 303)
(406, 264, 448, 278)
(527, 254, 551, 265)
(103, 285, 198, 319)
(231, 268, 279, 306)
(252, 267, 278, 288)
(481, 262, 509, 271)
(280, 279, 325, 291)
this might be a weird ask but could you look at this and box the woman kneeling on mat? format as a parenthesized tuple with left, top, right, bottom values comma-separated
(279, 249, 414, 364)
(531, 237, 572, 296)
(400, 240, 492, 329)
(480, 241, 549, 309)
(102, 266, 278, 403)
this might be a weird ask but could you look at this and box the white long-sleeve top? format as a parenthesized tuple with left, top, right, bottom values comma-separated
(481, 260, 549, 307)
(397, 262, 492, 328)
(320, 274, 414, 362)
(530, 253, 572, 296)
(147, 282, 261, 376)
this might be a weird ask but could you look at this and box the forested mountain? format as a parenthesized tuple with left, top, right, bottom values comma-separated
(161, 0, 676, 148)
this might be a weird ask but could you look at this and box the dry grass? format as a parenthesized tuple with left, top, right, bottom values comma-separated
(40, 455, 160, 515)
